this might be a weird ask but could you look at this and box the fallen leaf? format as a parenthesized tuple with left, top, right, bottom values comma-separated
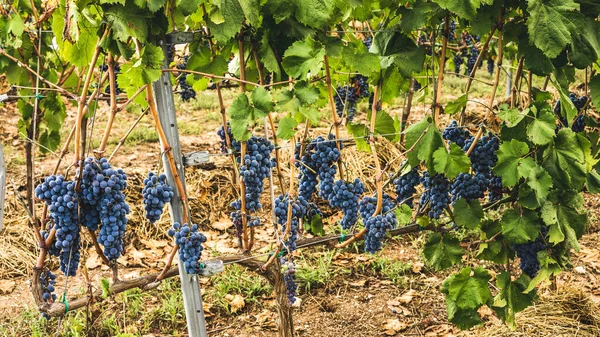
(85, 251, 101, 270)
(0, 279, 15, 294)
(211, 218, 233, 231)
(398, 289, 419, 304)
(382, 318, 407, 335)
(411, 262, 424, 273)
(349, 279, 367, 287)
(225, 294, 245, 313)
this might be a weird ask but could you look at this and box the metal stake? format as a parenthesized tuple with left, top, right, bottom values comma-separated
(152, 39, 208, 337)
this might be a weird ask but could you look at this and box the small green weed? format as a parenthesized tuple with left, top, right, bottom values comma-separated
(296, 250, 350, 292)
(370, 256, 411, 287)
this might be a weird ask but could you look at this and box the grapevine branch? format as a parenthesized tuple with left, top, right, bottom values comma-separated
(432, 16, 450, 127)
(97, 53, 118, 155)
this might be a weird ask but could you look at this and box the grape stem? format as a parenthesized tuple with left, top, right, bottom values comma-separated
(97, 53, 118, 155)
(155, 246, 178, 281)
(511, 56, 525, 108)
(87, 228, 111, 267)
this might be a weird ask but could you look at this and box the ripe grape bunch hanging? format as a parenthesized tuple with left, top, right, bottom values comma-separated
(1, 0, 600, 336)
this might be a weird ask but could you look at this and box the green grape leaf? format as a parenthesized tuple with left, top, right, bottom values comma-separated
(444, 95, 467, 116)
(541, 191, 586, 250)
(518, 184, 545, 210)
(105, 4, 149, 42)
(298, 107, 321, 125)
(282, 38, 326, 79)
(370, 30, 425, 76)
(38, 130, 61, 154)
(398, 1, 439, 32)
(41, 93, 67, 132)
(276, 116, 298, 139)
(347, 123, 370, 152)
(524, 252, 562, 293)
(498, 105, 527, 128)
(100, 278, 111, 298)
(395, 204, 412, 225)
(526, 167, 553, 201)
(258, 32, 280, 75)
(493, 139, 530, 187)
(453, 199, 483, 230)
(590, 74, 600, 109)
(269, 0, 334, 29)
(370, 110, 397, 140)
(441, 267, 491, 329)
(526, 0, 579, 59)
(6, 12, 25, 37)
(432, 0, 492, 20)
(423, 233, 463, 270)
(207, 0, 244, 42)
(405, 118, 444, 171)
(251, 87, 274, 115)
(117, 45, 164, 103)
(567, 15, 600, 68)
(305, 214, 324, 236)
(477, 241, 508, 264)
(176, 0, 198, 15)
(341, 45, 381, 75)
(554, 78, 579, 125)
(187, 46, 229, 75)
(433, 144, 470, 179)
(526, 108, 555, 145)
(238, 0, 261, 27)
(229, 94, 253, 141)
(294, 81, 320, 105)
(542, 128, 587, 190)
(501, 209, 541, 244)
(492, 272, 536, 329)
(134, 0, 166, 12)
(586, 169, 600, 193)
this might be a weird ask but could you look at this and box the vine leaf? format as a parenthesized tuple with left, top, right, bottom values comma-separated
(433, 144, 470, 179)
(554, 77, 579, 125)
(526, 107, 555, 145)
(498, 105, 527, 128)
(586, 169, 600, 193)
(526, 167, 553, 201)
(251, 87, 274, 115)
(133, 0, 166, 12)
(207, 0, 245, 42)
(540, 191, 586, 250)
(105, 4, 149, 42)
(526, 0, 579, 59)
(493, 139, 530, 187)
(542, 129, 587, 190)
(432, 0, 493, 20)
(276, 116, 298, 140)
(453, 199, 483, 230)
(525, 251, 562, 293)
(501, 209, 540, 244)
(282, 38, 326, 79)
(423, 233, 463, 270)
(370, 30, 425, 76)
(229, 94, 253, 141)
(341, 42, 380, 75)
(395, 204, 412, 225)
(590, 74, 600, 109)
(275, 81, 319, 114)
(567, 15, 600, 68)
(405, 118, 444, 171)
(444, 95, 467, 116)
(118, 45, 164, 106)
(268, 0, 334, 29)
(491, 272, 536, 329)
(441, 267, 491, 329)
(367, 110, 397, 140)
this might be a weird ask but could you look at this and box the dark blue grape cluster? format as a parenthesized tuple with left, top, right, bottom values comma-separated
(488, 174, 503, 202)
(394, 167, 420, 208)
(462, 134, 499, 175)
(101, 64, 123, 95)
(168, 222, 207, 274)
(177, 55, 196, 102)
(216, 122, 241, 156)
(419, 35, 432, 56)
(443, 120, 471, 148)
(80, 157, 129, 261)
(513, 226, 548, 277)
(328, 179, 364, 229)
(466, 47, 479, 76)
(359, 194, 397, 253)
(334, 85, 359, 121)
(35, 175, 81, 276)
(166, 43, 175, 64)
(281, 257, 297, 304)
(453, 53, 463, 74)
(230, 137, 276, 227)
(274, 194, 308, 251)
(450, 173, 488, 204)
(142, 172, 174, 223)
(413, 80, 422, 92)
(363, 36, 372, 49)
(40, 269, 57, 319)
(41, 223, 61, 257)
(555, 93, 588, 132)
(419, 172, 450, 219)
(295, 135, 341, 201)
(446, 19, 457, 41)
(352, 75, 370, 98)
(487, 57, 494, 75)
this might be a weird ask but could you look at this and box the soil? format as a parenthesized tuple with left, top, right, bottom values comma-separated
(1, 86, 599, 337)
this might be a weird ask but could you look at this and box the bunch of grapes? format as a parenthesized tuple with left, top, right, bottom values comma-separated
(466, 47, 479, 76)
(463, 134, 500, 175)
(274, 194, 309, 251)
(453, 53, 463, 74)
(363, 36, 372, 49)
(281, 257, 298, 304)
(487, 57, 494, 75)
(488, 174, 503, 202)
(40, 269, 57, 319)
(352, 75, 370, 98)
(513, 226, 548, 277)
(216, 123, 241, 156)
(166, 43, 175, 64)
(295, 135, 341, 201)
(419, 172, 450, 219)
(413, 80, 422, 92)
(100, 64, 124, 95)
(394, 167, 420, 208)
(334, 85, 360, 121)
(177, 55, 196, 101)
(41, 222, 61, 257)
(359, 194, 397, 253)
(447, 19, 457, 41)
(328, 179, 364, 229)
(450, 173, 488, 204)
(443, 120, 471, 148)
(35, 175, 81, 276)
(80, 157, 129, 261)
(142, 172, 174, 223)
(419, 35, 432, 56)
(555, 93, 588, 132)
(168, 222, 207, 274)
